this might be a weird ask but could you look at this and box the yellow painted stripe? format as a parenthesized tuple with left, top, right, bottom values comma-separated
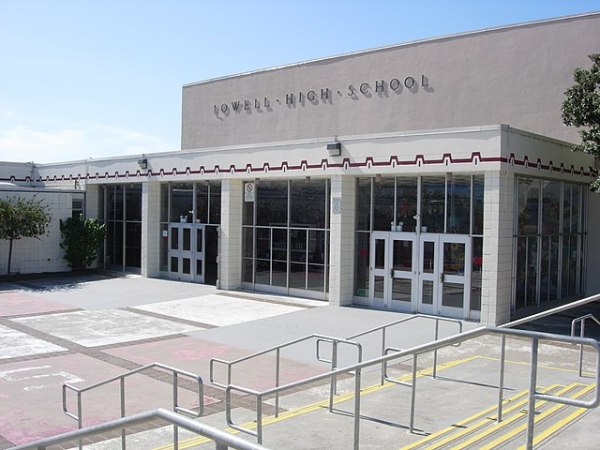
(398, 385, 559, 450)
(479, 383, 595, 450)
(398, 388, 533, 450)
(449, 384, 582, 450)
(154, 356, 479, 450)
(477, 355, 595, 377)
(517, 402, 592, 449)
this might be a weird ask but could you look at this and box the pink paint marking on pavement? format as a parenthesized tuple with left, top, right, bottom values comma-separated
(0, 292, 75, 317)
(105, 336, 327, 394)
(0, 352, 217, 445)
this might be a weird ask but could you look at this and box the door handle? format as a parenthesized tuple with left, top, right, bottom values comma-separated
(390, 268, 394, 278)
(440, 272, 444, 283)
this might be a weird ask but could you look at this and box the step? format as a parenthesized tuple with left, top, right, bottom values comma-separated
(400, 382, 595, 450)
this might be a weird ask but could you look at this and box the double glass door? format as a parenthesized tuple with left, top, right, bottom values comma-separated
(168, 223, 205, 283)
(369, 232, 471, 318)
(370, 232, 418, 311)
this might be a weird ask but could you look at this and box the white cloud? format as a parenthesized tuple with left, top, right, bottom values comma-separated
(0, 110, 16, 120)
(0, 124, 176, 163)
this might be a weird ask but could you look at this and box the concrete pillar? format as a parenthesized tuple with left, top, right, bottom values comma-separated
(219, 179, 243, 290)
(329, 175, 356, 306)
(480, 171, 514, 325)
(141, 181, 161, 278)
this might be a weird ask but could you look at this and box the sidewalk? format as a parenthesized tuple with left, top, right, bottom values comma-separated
(0, 272, 598, 449)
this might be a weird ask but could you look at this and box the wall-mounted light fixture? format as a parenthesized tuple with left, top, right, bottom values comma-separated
(326, 142, 341, 157)
(138, 158, 148, 170)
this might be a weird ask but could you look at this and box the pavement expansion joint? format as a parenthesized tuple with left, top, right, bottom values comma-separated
(1, 308, 83, 320)
(126, 306, 217, 329)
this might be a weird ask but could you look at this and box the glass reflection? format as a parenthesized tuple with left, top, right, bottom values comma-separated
(392, 240, 412, 271)
(392, 279, 411, 302)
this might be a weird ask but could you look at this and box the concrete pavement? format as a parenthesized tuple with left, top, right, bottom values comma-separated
(1, 272, 599, 449)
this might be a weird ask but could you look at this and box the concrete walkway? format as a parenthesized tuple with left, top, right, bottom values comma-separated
(0, 272, 598, 449)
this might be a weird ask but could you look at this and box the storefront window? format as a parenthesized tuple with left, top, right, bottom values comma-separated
(471, 237, 482, 311)
(356, 178, 371, 231)
(514, 177, 586, 312)
(125, 185, 142, 221)
(447, 175, 471, 234)
(170, 183, 193, 223)
(396, 177, 417, 232)
(373, 177, 395, 231)
(354, 174, 484, 301)
(242, 178, 329, 297)
(421, 176, 445, 233)
(209, 181, 221, 224)
(517, 178, 539, 235)
(195, 183, 209, 223)
(290, 179, 327, 228)
(257, 180, 288, 226)
(472, 176, 484, 235)
(542, 181, 560, 234)
(159, 181, 222, 283)
(103, 184, 142, 271)
(160, 184, 169, 222)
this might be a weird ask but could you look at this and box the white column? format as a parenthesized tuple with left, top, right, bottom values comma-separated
(141, 181, 161, 278)
(329, 175, 356, 306)
(480, 171, 514, 325)
(219, 179, 243, 290)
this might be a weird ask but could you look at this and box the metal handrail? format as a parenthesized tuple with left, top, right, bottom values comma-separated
(223, 327, 600, 450)
(10, 408, 270, 450)
(503, 292, 600, 328)
(210, 334, 362, 417)
(571, 313, 600, 376)
(345, 314, 463, 381)
(63, 362, 203, 450)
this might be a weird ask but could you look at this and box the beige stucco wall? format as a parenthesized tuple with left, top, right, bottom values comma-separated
(182, 13, 600, 151)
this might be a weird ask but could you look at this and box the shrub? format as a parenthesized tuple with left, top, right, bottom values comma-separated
(60, 215, 106, 269)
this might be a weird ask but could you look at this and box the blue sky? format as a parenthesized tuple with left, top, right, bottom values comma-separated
(1, 0, 598, 163)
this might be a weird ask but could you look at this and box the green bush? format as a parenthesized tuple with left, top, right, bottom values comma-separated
(60, 215, 106, 269)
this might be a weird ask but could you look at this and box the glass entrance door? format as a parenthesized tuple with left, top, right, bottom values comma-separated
(168, 223, 205, 283)
(418, 234, 471, 318)
(370, 232, 417, 312)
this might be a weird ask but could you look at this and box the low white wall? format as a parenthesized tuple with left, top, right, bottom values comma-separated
(0, 188, 84, 275)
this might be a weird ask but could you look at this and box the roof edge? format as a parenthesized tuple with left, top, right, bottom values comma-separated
(183, 11, 600, 89)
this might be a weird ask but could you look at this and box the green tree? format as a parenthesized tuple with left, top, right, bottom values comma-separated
(60, 215, 106, 269)
(562, 53, 600, 191)
(0, 196, 52, 275)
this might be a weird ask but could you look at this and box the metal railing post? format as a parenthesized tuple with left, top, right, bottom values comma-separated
(497, 334, 506, 423)
(120, 377, 126, 450)
(433, 320, 440, 379)
(579, 319, 586, 377)
(525, 336, 539, 450)
(329, 341, 338, 412)
(409, 354, 417, 434)
(173, 372, 179, 450)
(275, 348, 280, 418)
(77, 391, 83, 450)
(353, 367, 362, 450)
(380, 328, 387, 385)
(256, 394, 263, 445)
